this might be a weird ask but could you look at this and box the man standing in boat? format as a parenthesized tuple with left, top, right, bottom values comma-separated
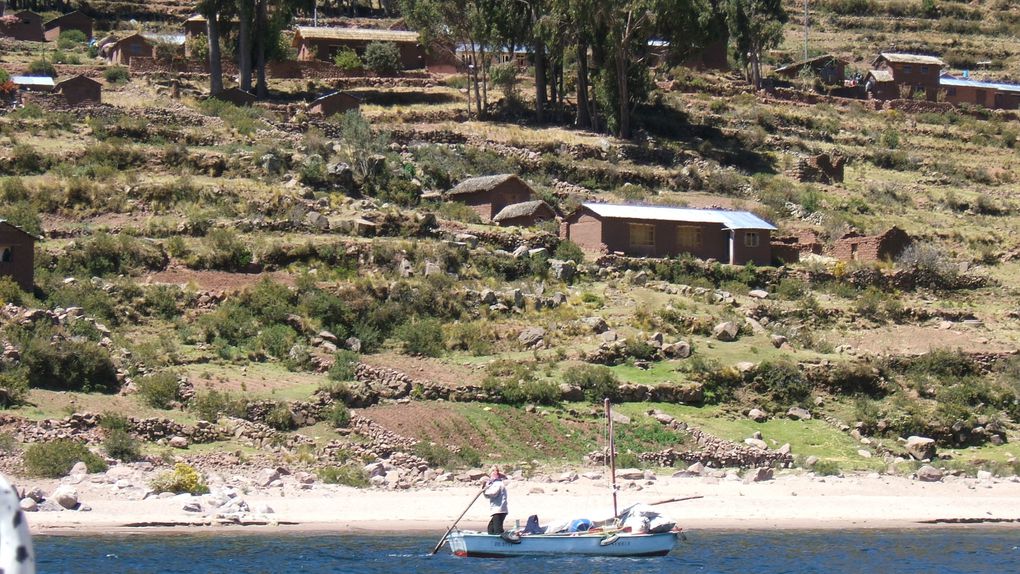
(483, 465, 508, 535)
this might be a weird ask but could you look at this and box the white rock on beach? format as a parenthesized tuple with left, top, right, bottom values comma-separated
(52, 485, 79, 510)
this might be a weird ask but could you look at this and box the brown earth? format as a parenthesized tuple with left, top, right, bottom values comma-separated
(144, 267, 295, 292)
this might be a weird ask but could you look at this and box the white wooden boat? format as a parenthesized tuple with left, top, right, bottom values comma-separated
(447, 530, 680, 558)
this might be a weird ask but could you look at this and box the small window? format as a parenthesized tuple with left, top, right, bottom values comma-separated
(903, 65, 912, 74)
(677, 226, 702, 249)
(920, 66, 929, 74)
(0, 248, 12, 263)
(744, 232, 760, 248)
(629, 223, 655, 248)
(947, 86, 957, 96)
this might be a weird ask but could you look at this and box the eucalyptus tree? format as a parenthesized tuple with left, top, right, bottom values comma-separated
(725, 0, 787, 89)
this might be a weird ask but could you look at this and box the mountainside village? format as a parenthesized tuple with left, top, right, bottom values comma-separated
(0, 0, 1019, 525)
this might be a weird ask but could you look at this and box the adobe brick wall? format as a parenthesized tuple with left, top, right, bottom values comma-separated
(563, 212, 605, 253)
(830, 227, 911, 262)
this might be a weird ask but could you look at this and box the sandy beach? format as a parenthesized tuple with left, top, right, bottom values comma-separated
(23, 471, 1020, 536)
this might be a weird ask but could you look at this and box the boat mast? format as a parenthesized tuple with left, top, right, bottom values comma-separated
(605, 398, 618, 518)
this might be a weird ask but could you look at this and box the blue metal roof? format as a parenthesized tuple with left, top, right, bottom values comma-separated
(940, 76, 1020, 94)
(582, 203, 777, 230)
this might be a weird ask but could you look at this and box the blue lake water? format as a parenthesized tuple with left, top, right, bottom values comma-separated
(35, 530, 1019, 574)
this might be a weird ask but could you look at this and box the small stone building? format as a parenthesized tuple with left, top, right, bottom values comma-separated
(101, 33, 154, 65)
(561, 203, 776, 265)
(788, 152, 846, 184)
(43, 10, 93, 42)
(54, 75, 101, 105)
(307, 90, 361, 117)
(940, 75, 1020, 111)
(0, 10, 45, 42)
(291, 26, 425, 69)
(492, 200, 556, 228)
(831, 227, 911, 262)
(446, 174, 536, 222)
(0, 221, 36, 291)
(774, 54, 847, 85)
(866, 53, 944, 101)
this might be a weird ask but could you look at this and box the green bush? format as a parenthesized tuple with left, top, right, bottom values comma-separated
(909, 349, 977, 380)
(186, 35, 209, 61)
(193, 228, 252, 271)
(265, 402, 296, 431)
(104, 66, 130, 84)
(554, 240, 585, 264)
(363, 41, 401, 74)
(10, 144, 48, 175)
(751, 361, 811, 409)
(811, 459, 842, 476)
(0, 370, 29, 408)
(190, 389, 247, 422)
(394, 318, 445, 357)
(489, 62, 518, 100)
(104, 429, 143, 462)
(23, 439, 107, 477)
(137, 371, 181, 409)
(20, 337, 118, 393)
(100, 411, 131, 431)
(28, 58, 57, 78)
(323, 402, 351, 428)
(563, 365, 620, 403)
(412, 441, 481, 469)
(482, 362, 560, 405)
(57, 29, 88, 49)
(150, 463, 209, 494)
(256, 324, 298, 359)
(328, 350, 360, 382)
(57, 231, 167, 278)
(333, 48, 363, 70)
(316, 464, 369, 487)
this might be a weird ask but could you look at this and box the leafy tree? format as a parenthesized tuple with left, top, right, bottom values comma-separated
(364, 41, 401, 74)
(725, 0, 787, 89)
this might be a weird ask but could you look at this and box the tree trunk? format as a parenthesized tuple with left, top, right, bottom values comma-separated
(479, 45, 488, 111)
(575, 38, 591, 128)
(254, 0, 268, 98)
(616, 45, 630, 139)
(207, 12, 223, 95)
(534, 38, 546, 123)
(238, 0, 252, 92)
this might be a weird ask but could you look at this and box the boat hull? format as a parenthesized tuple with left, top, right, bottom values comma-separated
(447, 531, 679, 558)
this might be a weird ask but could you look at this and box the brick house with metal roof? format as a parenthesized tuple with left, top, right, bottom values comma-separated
(866, 53, 945, 101)
(561, 203, 776, 265)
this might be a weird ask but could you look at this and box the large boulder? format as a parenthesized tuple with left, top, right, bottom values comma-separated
(549, 259, 576, 282)
(581, 316, 609, 334)
(712, 322, 739, 342)
(256, 468, 281, 487)
(905, 436, 937, 461)
(51, 485, 79, 510)
(518, 327, 546, 348)
(787, 407, 812, 420)
(743, 467, 774, 483)
(661, 341, 692, 359)
(747, 408, 768, 422)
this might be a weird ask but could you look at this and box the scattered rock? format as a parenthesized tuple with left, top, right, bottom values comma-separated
(256, 468, 281, 487)
(748, 289, 769, 299)
(518, 327, 546, 348)
(743, 467, 774, 483)
(712, 322, 739, 342)
(770, 335, 788, 349)
(747, 408, 768, 422)
(51, 485, 78, 510)
(915, 465, 944, 482)
(19, 498, 37, 512)
(905, 436, 937, 461)
(787, 407, 812, 420)
(744, 438, 768, 450)
(169, 436, 190, 449)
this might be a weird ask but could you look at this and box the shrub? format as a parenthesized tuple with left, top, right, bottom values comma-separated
(412, 442, 481, 469)
(563, 365, 620, 403)
(554, 240, 585, 264)
(190, 390, 247, 422)
(328, 350, 360, 382)
(265, 402, 296, 431)
(186, 34, 209, 61)
(489, 62, 518, 100)
(28, 58, 57, 78)
(896, 243, 959, 289)
(0, 370, 28, 408)
(23, 440, 107, 477)
(751, 361, 811, 409)
(256, 324, 298, 359)
(150, 463, 209, 494)
(316, 465, 369, 487)
(20, 337, 118, 393)
(333, 48, 362, 70)
(104, 429, 143, 462)
(104, 66, 130, 84)
(10, 144, 47, 175)
(394, 318, 445, 357)
(137, 371, 181, 409)
(909, 349, 977, 380)
(323, 402, 351, 428)
(57, 29, 88, 49)
(811, 459, 842, 476)
(363, 41, 401, 74)
(100, 411, 131, 431)
(154, 41, 179, 62)
(194, 228, 252, 271)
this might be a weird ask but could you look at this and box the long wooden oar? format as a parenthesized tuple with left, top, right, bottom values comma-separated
(647, 495, 704, 506)
(430, 485, 487, 555)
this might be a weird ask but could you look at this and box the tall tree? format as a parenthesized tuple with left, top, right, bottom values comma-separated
(198, 0, 225, 95)
(238, 0, 254, 92)
(725, 0, 787, 89)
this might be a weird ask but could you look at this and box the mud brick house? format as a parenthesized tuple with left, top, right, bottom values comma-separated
(561, 203, 776, 265)
(492, 199, 556, 228)
(43, 10, 93, 41)
(101, 33, 154, 65)
(447, 174, 537, 222)
(292, 27, 425, 69)
(53, 75, 101, 105)
(307, 90, 361, 116)
(0, 221, 36, 291)
(831, 227, 911, 262)
(940, 75, 1020, 111)
(866, 53, 944, 101)
(774, 54, 847, 85)
(0, 10, 45, 42)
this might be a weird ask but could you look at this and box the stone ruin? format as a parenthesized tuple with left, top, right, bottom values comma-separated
(788, 152, 846, 184)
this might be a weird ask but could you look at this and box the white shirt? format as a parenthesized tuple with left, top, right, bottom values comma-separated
(483, 477, 508, 514)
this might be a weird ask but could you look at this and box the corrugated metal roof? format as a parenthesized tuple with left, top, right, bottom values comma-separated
(582, 203, 777, 230)
(877, 52, 945, 66)
(940, 76, 1020, 94)
(142, 32, 185, 46)
(11, 76, 55, 87)
(294, 26, 419, 43)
